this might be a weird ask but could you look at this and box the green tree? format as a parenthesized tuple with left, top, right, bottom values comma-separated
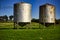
(4, 15, 8, 22)
(9, 15, 14, 21)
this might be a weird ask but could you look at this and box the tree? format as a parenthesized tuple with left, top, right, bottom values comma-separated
(3, 15, 8, 22)
(56, 19, 60, 24)
(31, 18, 39, 23)
(9, 15, 14, 21)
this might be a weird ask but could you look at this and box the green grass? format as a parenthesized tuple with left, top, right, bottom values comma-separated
(0, 23, 13, 28)
(0, 29, 60, 40)
(0, 22, 60, 40)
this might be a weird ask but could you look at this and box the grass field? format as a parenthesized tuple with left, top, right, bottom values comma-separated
(0, 22, 60, 40)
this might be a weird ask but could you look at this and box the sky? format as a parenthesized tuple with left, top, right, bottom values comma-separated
(0, 0, 60, 19)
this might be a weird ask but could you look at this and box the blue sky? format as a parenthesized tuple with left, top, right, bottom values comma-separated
(0, 0, 60, 19)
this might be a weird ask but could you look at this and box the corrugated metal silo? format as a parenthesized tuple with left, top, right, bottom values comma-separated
(39, 3, 55, 26)
(14, 2, 31, 27)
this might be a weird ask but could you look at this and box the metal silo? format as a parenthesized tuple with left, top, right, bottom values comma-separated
(39, 3, 55, 26)
(14, 2, 31, 27)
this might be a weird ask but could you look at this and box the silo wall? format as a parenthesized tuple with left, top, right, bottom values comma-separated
(14, 2, 31, 23)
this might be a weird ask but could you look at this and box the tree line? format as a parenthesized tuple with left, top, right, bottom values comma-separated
(32, 18, 60, 24)
(0, 15, 13, 22)
(0, 15, 60, 24)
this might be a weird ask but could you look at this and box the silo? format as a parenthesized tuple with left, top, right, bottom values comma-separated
(14, 2, 31, 26)
(39, 3, 55, 26)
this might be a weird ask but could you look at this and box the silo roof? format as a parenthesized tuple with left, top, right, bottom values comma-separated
(40, 3, 55, 7)
(14, 2, 31, 5)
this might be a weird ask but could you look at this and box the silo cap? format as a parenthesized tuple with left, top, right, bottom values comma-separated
(40, 3, 55, 7)
(14, 2, 31, 5)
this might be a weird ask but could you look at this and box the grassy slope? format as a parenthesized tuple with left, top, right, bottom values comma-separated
(0, 22, 60, 40)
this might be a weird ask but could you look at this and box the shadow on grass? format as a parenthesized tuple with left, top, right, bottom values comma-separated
(0, 28, 13, 30)
(0, 28, 41, 30)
